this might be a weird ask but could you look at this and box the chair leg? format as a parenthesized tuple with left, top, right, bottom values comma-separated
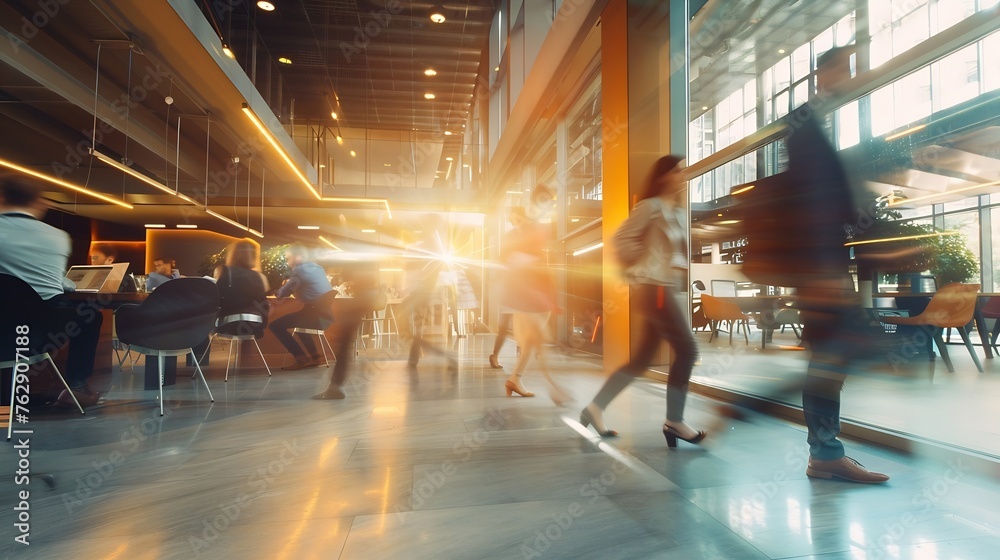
(158, 354, 165, 416)
(253, 339, 272, 377)
(47, 356, 84, 415)
(728, 321, 734, 345)
(957, 326, 985, 373)
(323, 335, 336, 363)
(7, 364, 17, 441)
(742, 319, 750, 344)
(932, 330, 955, 373)
(708, 320, 717, 343)
(225, 339, 236, 382)
(190, 351, 215, 402)
(317, 333, 330, 366)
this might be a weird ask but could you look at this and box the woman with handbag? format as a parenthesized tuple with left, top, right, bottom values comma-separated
(579, 155, 706, 447)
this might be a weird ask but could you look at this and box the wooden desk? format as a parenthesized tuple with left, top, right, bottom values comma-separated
(65, 292, 149, 376)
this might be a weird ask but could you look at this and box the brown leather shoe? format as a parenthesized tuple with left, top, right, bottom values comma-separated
(806, 456, 889, 484)
(56, 388, 100, 409)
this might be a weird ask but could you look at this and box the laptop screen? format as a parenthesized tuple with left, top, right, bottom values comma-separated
(65, 263, 128, 293)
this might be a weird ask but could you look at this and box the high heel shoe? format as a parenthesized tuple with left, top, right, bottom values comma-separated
(580, 407, 618, 437)
(504, 379, 534, 397)
(662, 424, 706, 448)
(488, 354, 502, 369)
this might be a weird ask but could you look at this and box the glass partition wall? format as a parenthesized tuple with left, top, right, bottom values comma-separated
(685, 0, 1000, 458)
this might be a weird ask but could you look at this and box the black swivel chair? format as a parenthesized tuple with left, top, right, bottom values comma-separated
(115, 278, 218, 415)
(0, 275, 84, 440)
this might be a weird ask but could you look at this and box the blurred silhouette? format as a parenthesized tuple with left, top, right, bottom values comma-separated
(403, 216, 457, 372)
(497, 186, 566, 404)
(269, 244, 336, 370)
(313, 261, 379, 400)
(726, 46, 888, 483)
(580, 156, 704, 446)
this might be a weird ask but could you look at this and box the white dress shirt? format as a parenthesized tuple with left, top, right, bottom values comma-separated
(0, 211, 74, 300)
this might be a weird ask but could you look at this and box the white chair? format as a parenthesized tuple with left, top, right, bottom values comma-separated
(357, 293, 399, 352)
(206, 314, 272, 382)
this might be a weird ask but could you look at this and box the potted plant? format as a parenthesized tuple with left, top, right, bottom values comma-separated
(851, 194, 978, 290)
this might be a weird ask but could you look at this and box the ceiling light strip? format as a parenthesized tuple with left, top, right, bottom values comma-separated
(887, 179, 1000, 207)
(91, 149, 177, 197)
(241, 103, 321, 200)
(318, 235, 342, 251)
(205, 208, 263, 238)
(884, 124, 927, 142)
(844, 231, 960, 247)
(319, 196, 393, 219)
(0, 157, 133, 209)
(572, 242, 604, 257)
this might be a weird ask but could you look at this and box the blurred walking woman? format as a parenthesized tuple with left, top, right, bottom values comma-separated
(580, 156, 705, 447)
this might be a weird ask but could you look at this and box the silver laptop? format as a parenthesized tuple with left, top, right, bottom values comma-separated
(65, 263, 130, 293)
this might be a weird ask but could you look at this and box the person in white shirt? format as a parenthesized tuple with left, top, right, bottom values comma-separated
(0, 176, 102, 408)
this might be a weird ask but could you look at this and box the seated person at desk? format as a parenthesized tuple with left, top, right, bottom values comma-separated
(214, 240, 270, 332)
(269, 243, 335, 370)
(192, 240, 270, 359)
(0, 176, 103, 408)
(90, 243, 137, 292)
(145, 257, 180, 291)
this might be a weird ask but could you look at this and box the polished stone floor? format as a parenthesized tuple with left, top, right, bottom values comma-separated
(2, 334, 1000, 559)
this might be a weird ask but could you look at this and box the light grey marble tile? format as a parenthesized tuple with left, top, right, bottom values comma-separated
(340, 493, 768, 560)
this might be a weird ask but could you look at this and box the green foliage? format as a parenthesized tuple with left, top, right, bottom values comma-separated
(852, 192, 978, 285)
(195, 244, 292, 290)
(261, 244, 291, 290)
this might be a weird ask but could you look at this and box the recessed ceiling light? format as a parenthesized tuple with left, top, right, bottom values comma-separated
(256, 1, 275, 11)
(298, 226, 320, 230)
(383, 163, 391, 167)
(494, 66, 500, 72)
(331, 111, 338, 119)
(336, 135, 343, 144)
(571, 218, 580, 223)
(702, 106, 708, 110)
(463, 164, 470, 168)
(429, 5, 446, 23)
(278, 57, 292, 64)
(222, 45, 235, 59)
(361, 229, 377, 233)
(424, 93, 436, 99)
(445, 157, 453, 161)
(350, 150, 356, 157)
(778, 48, 786, 54)
(145, 224, 166, 228)
(444, 131, 452, 135)
(424, 68, 437, 76)
(177, 224, 198, 229)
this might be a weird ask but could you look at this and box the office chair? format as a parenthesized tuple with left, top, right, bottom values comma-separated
(881, 283, 983, 373)
(207, 313, 272, 382)
(115, 278, 218, 415)
(701, 294, 750, 345)
(1, 275, 85, 440)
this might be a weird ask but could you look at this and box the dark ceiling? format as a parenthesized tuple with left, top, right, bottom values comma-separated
(208, 0, 496, 132)
(0, 0, 496, 244)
